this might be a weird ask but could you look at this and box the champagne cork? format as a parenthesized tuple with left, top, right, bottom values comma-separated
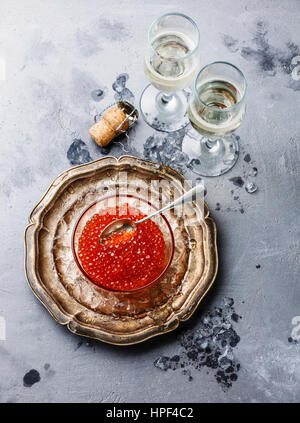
(89, 106, 129, 147)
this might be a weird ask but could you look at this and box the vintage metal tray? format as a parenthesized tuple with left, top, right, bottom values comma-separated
(25, 156, 218, 345)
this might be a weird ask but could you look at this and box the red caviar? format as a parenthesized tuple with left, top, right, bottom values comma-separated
(77, 204, 166, 291)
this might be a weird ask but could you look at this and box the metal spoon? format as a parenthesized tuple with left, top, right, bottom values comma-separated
(99, 184, 204, 244)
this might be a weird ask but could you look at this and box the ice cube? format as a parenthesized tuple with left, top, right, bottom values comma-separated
(245, 182, 258, 194)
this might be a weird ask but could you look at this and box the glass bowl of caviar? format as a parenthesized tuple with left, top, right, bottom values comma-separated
(72, 194, 175, 293)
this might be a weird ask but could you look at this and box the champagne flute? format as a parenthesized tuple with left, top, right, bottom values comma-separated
(187, 61, 247, 177)
(140, 13, 200, 132)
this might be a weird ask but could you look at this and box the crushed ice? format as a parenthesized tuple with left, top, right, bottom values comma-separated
(154, 297, 241, 389)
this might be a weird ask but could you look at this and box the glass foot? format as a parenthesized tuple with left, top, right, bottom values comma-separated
(183, 132, 239, 177)
(139, 84, 190, 132)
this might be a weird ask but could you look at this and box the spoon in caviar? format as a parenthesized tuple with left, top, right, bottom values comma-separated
(99, 184, 204, 244)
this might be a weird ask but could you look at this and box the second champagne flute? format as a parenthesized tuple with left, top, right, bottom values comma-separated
(140, 13, 200, 132)
(187, 61, 247, 177)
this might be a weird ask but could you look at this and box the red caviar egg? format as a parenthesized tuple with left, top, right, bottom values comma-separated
(77, 204, 166, 291)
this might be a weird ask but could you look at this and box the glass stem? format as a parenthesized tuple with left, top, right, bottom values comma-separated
(161, 93, 173, 104)
(205, 138, 218, 149)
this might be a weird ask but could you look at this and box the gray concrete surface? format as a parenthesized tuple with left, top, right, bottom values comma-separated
(0, 0, 300, 403)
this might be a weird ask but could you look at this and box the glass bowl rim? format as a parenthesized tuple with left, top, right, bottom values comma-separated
(147, 12, 200, 62)
(71, 193, 175, 293)
(193, 61, 247, 112)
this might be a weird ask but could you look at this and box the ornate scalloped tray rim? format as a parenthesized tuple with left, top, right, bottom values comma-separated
(24, 155, 218, 346)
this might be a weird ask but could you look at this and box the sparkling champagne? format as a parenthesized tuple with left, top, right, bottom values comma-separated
(188, 80, 245, 137)
(144, 32, 200, 93)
